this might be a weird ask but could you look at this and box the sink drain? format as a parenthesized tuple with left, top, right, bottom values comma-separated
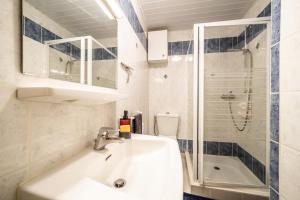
(113, 178, 126, 188)
(214, 166, 220, 170)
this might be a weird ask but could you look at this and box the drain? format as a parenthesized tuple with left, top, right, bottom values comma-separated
(113, 178, 126, 188)
(214, 166, 220, 170)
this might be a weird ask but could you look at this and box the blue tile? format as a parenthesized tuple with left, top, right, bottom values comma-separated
(206, 141, 219, 155)
(232, 37, 239, 49)
(271, 94, 279, 142)
(270, 141, 279, 191)
(237, 32, 245, 49)
(103, 48, 113, 60)
(271, 44, 280, 93)
(233, 143, 238, 156)
(182, 140, 187, 153)
(246, 25, 254, 44)
(272, 0, 281, 45)
(42, 27, 55, 43)
(93, 48, 103, 60)
(24, 17, 41, 43)
(71, 45, 81, 59)
(54, 42, 71, 55)
(244, 151, 253, 171)
(219, 142, 232, 156)
(172, 41, 183, 55)
(252, 24, 263, 38)
(108, 47, 116, 59)
(205, 38, 220, 53)
(253, 157, 266, 184)
(188, 140, 193, 154)
(182, 41, 190, 55)
(112, 47, 118, 56)
(270, 188, 279, 200)
(220, 37, 233, 52)
(264, 3, 272, 17)
(237, 145, 245, 162)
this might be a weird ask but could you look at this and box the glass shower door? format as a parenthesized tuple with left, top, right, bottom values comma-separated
(193, 18, 271, 188)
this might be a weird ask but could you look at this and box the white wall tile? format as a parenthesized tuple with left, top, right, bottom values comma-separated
(280, 31, 300, 92)
(280, 0, 300, 41)
(280, 92, 300, 152)
(280, 144, 300, 200)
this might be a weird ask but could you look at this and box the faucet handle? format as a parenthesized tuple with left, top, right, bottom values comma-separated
(99, 127, 119, 138)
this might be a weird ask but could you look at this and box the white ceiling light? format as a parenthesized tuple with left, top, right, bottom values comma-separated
(95, 0, 123, 20)
(95, 0, 114, 20)
(104, 0, 123, 19)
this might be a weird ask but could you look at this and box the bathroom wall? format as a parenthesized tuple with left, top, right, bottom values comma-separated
(115, 0, 149, 133)
(0, 0, 148, 200)
(148, 30, 194, 140)
(278, 0, 300, 199)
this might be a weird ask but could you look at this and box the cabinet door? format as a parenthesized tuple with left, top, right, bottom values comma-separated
(148, 30, 168, 63)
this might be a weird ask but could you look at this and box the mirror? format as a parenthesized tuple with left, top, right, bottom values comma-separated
(22, 0, 118, 89)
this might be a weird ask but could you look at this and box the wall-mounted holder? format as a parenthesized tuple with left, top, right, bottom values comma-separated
(120, 62, 133, 83)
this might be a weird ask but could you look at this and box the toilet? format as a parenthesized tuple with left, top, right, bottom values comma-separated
(155, 113, 179, 139)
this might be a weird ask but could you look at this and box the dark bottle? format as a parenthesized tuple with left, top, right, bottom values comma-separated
(119, 110, 131, 139)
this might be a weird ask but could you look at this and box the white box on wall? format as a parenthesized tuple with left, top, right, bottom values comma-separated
(148, 30, 168, 63)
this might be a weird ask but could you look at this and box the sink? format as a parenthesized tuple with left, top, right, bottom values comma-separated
(18, 134, 183, 200)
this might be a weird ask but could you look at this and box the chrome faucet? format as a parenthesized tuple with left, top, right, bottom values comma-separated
(94, 127, 123, 151)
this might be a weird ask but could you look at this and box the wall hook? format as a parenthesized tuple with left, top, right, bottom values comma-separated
(121, 62, 134, 83)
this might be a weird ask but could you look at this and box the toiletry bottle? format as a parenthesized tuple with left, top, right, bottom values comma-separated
(119, 110, 131, 139)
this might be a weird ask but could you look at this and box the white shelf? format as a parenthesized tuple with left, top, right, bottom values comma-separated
(17, 85, 126, 106)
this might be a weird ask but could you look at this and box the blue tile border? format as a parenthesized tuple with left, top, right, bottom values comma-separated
(169, 40, 194, 56)
(270, 188, 279, 200)
(272, 0, 281, 45)
(270, 141, 279, 192)
(169, 3, 272, 56)
(117, 0, 147, 50)
(270, 0, 280, 197)
(23, 16, 117, 60)
(24, 17, 42, 43)
(271, 94, 279, 142)
(271, 44, 280, 93)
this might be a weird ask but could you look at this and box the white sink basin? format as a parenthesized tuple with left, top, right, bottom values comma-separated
(18, 134, 183, 200)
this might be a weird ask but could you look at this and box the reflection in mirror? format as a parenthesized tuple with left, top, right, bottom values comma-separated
(22, 0, 118, 89)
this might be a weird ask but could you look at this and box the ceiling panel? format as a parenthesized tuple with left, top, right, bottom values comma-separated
(137, 0, 257, 30)
(26, 0, 117, 39)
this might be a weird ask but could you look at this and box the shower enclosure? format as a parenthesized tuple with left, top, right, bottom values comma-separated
(191, 17, 271, 188)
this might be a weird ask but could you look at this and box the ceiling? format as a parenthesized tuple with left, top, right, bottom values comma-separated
(27, 0, 117, 39)
(137, 0, 257, 30)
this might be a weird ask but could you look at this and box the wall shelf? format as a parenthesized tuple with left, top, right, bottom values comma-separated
(17, 85, 126, 106)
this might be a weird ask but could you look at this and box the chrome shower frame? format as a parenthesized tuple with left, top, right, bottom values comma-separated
(191, 17, 271, 188)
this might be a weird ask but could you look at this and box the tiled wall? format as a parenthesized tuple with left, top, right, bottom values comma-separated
(167, 2, 270, 56)
(117, 0, 147, 50)
(23, 17, 117, 60)
(115, 0, 149, 134)
(0, 2, 117, 200)
(270, 0, 280, 199)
